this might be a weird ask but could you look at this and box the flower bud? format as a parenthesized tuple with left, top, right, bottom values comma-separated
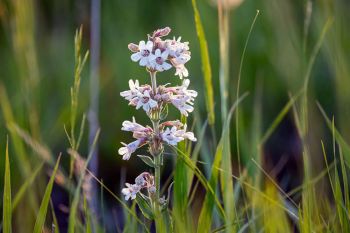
(148, 186, 156, 194)
(152, 27, 171, 38)
(128, 43, 139, 52)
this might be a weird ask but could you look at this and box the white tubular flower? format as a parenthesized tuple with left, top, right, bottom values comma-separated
(122, 118, 146, 132)
(121, 118, 152, 139)
(178, 124, 197, 142)
(178, 79, 197, 100)
(131, 40, 154, 67)
(174, 64, 189, 79)
(161, 126, 184, 145)
(122, 172, 155, 201)
(118, 139, 144, 160)
(166, 37, 190, 59)
(161, 125, 197, 146)
(170, 95, 194, 116)
(149, 49, 172, 71)
(161, 79, 196, 115)
(166, 37, 191, 78)
(122, 183, 141, 200)
(120, 79, 141, 101)
(135, 90, 158, 112)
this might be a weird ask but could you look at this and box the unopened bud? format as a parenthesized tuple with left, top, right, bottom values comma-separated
(128, 43, 139, 52)
(149, 186, 156, 194)
(152, 27, 171, 38)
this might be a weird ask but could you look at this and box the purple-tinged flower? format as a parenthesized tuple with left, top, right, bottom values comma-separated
(135, 90, 158, 112)
(149, 49, 172, 71)
(131, 41, 154, 67)
(118, 139, 145, 160)
(122, 118, 146, 132)
(120, 79, 142, 101)
(122, 172, 156, 201)
(161, 126, 184, 145)
(170, 95, 194, 116)
(160, 124, 196, 146)
(122, 183, 141, 200)
(121, 118, 153, 139)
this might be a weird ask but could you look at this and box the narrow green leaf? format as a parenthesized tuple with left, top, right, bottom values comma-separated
(161, 208, 174, 233)
(220, 123, 236, 232)
(0, 85, 38, 212)
(136, 194, 154, 220)
(174, 146, 225, 221)
(33, 155, 61, 233)
(260, 90, 302, 145)
(187, 120, 208, 193)
(50, 199, 60, 233)
(3, 138, 12, 233)
(173, 115, 189, 230)
(137, 155, 154, 168)
(317, 102, 350, 163)
(197, 139, 224, 233)
(197, 93, 248, 233)
(191, 0, 215, 125)
(68, 130, 100, 233)
(12, 162, 44, 210)
(83, 196, 92, 233)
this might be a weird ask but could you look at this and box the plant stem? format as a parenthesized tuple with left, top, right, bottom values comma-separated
(150, 71, 161, 199)
(154, 151, 162, 199)
(150, 71, 157, 95)
(149, 70, 165, 232)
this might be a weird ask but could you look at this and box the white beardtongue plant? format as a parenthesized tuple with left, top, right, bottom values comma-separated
(118, 27, 197, 231)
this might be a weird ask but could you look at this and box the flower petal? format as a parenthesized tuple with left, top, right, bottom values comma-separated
(131, 53, 141, 62)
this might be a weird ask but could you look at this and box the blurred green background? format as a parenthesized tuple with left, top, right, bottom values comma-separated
(0, 0, 349, 231)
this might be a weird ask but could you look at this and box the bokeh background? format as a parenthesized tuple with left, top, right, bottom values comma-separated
(0, 0, 349, 232)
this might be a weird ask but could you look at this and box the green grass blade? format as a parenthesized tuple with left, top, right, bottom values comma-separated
(50, 200, 60, 233)
(12, 162, 44, 210)
(191, 0, 215, 125)
(0, 85, 33, 183)
(197, 93, 248, 233)
(68, 129, 100, 233)
(83, 197, 92, 233)
(235, 10, 260, 174)
(221, 103, 243, 232)
(173, 115, 189, 230)
(187, 120, 208, 193)
(174, 146, 225, 221)
(135, 194, 154, 220)
(317, 102, 350, 163)
(33, 155, 61, 233)
(197, 137, 223, 233)
(260, 90, 303, 145)
(300, 17, 333, 135)
(3, 138, 12, 233)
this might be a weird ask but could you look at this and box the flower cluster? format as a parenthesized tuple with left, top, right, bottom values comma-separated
(120, 78, 197, 116)
(122, 172, 155, 200)
(119, 27, 196, 204)
(118, 118, 196, 160)
(128, 27, 191, 79)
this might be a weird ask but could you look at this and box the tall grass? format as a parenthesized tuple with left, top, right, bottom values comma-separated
(1, 0, 350, 232)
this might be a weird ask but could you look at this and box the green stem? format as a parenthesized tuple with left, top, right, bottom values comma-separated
(149, 70, 165, 232)
(150, 71, 157, 95)
(154, 145, 162, 198)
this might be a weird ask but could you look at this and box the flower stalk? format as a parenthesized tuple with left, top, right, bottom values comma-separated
(149, 71, 162, 200)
